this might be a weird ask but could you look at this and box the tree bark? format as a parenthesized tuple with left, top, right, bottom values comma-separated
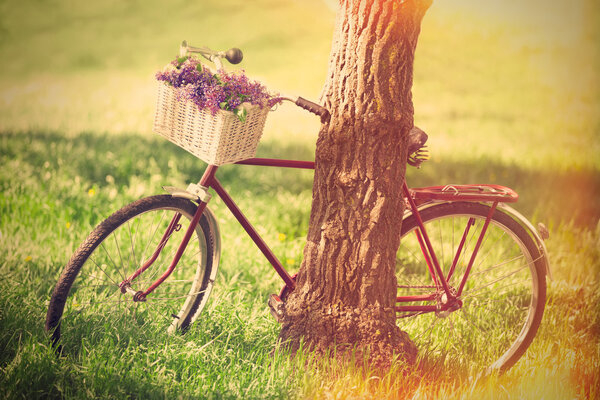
(279, 0, 431, 367)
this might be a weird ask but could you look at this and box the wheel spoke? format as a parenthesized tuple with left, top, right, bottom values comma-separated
(139, 210, 168, 269)
(86, 254, 119, 286)
(126, 220, 138, 272)
(467, 253, 526, 279)
(99, 241, 125, 282)
(112, 231, 128, 281)
(46, 196, 215, 351)
(461, 264, 530, 299)
(396, 202, 545, 374)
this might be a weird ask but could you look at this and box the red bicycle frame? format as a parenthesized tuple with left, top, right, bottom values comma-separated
(119, 157, 519, 314)
(119, 158, 313, 300)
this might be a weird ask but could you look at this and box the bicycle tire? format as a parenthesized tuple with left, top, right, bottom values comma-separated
(45, 195, 217, 350)
(397, 202, 546, 375)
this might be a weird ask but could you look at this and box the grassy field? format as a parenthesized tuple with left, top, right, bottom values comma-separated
(1, 0, 599, 398)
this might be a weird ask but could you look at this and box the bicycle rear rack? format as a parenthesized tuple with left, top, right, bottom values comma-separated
(410, 184, 519, 203)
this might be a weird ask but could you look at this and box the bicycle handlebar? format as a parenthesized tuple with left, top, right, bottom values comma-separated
(180, 41, 330, 122)
(179, 40, 243, 66)
(295, 97, 330, 123)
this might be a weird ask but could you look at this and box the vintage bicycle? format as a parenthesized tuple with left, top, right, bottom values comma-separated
(46, 42, 550, 375)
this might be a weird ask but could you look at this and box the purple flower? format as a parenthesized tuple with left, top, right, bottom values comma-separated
(156, 56, 282, 121)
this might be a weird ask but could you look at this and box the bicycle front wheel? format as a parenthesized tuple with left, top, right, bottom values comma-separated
(396, 202, 546, 375)
(46, 195, 218, 351)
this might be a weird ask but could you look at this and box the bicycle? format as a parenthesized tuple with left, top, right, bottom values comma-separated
(45, 42, 550, 375)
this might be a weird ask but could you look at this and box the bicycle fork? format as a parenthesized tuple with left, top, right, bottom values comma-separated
(118, 167, 218, 302)
(118, 202, 209, 302)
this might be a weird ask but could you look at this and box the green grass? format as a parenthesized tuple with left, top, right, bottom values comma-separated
(1, 0, 599, 398)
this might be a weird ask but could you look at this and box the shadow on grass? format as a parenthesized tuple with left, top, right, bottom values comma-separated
(1, 130, 598, 398)
(2, 130, 598, 227)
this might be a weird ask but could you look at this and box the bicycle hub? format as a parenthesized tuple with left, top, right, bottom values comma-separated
(119, 282, 147, 302)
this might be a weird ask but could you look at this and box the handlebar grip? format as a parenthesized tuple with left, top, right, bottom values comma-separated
(295, 97, 330, 123)
(225, 48, 243, 64)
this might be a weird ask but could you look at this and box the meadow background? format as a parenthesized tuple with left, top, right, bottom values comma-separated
(1, 0, 598, 398)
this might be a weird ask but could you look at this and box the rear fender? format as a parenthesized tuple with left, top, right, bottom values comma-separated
(498, 203, 551, 279)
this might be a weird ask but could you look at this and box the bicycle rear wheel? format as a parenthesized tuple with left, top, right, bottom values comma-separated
(396, 202, 546, 375)
(45, 195, 218, 351)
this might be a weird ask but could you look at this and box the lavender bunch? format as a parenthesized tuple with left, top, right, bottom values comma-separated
(156, 56, 282, 122)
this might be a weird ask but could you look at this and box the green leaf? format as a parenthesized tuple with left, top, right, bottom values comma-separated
(234, 107, 247, 123)
(219, 101, 229, 111)
(176, 56, 188, 68)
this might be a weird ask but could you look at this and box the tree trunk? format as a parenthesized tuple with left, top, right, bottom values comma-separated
(279, 0, 431, 367)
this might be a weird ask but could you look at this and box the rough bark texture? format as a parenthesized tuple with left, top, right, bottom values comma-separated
(279, 0, 431, 367)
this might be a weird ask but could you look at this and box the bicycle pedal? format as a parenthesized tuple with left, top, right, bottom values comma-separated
(268, 294, 285, 323)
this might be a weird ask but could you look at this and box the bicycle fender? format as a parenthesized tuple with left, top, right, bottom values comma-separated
(190, 204, 221, 323)
(202, 205, 221, 275)
(497, 203, 552, 280)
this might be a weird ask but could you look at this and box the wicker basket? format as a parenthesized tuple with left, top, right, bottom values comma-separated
(153, 83, 269, 165)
